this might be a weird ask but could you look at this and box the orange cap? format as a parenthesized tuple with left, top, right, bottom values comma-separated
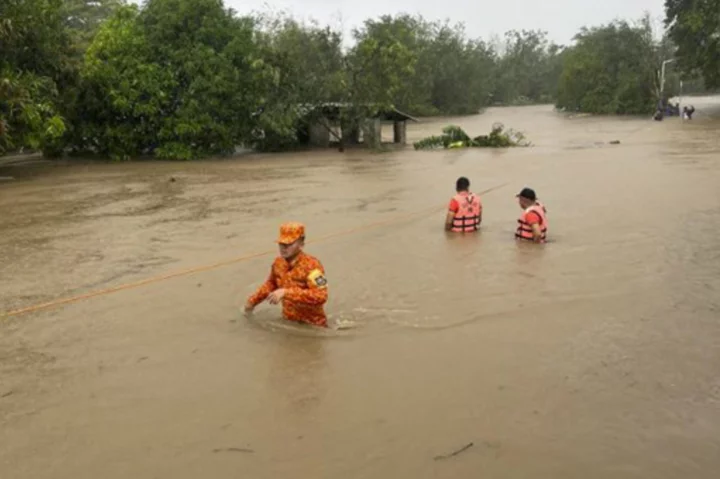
(276, 222, 305, 244)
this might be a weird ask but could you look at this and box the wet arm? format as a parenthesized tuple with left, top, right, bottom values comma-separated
(531, 223, 543, 242)
(445, 199, 458, 231)
(444, 210, 455, 231)
(523, 211, 543, 242)
(246, 270, 277, 306)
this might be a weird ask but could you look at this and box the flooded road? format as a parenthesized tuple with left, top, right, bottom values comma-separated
(2, 100, 720, 478)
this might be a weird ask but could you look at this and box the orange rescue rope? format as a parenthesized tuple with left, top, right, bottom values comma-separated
(2, 183, 508, 319)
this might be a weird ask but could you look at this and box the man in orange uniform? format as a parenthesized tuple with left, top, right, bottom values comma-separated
(445, 176, 482, 232)
(244, 222, 329, 327)
(515, 187, 548, 243)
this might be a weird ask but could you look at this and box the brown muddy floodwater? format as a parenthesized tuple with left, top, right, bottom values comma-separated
(1, 101, 720, 478)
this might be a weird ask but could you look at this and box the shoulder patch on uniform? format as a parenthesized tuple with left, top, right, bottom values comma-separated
(307, 268, 327, 288)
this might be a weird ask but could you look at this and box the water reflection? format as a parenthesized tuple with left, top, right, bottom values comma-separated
(266, 333, 328, 419)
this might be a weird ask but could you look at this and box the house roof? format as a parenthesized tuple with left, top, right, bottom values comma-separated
(297, 102, 419, 122)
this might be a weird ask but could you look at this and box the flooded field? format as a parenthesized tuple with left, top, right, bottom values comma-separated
(2, 100, 720, 478)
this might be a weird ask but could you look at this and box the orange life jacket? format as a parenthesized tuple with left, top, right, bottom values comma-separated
(451, 192, 482, 232)
(516, 202, 548, 242)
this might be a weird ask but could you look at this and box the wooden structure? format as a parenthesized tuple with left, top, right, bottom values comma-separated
(298, 103, 418, 148)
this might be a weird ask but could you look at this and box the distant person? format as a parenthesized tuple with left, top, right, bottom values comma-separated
(445, 176, 482, 232)
(515, 187, 548, 243)
(244, 222, 329, 327)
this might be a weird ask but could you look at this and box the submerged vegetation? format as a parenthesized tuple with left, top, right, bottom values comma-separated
(413, 124, 530, 150)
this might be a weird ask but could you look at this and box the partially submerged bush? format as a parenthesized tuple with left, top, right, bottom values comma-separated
(413, 123, 530, 150)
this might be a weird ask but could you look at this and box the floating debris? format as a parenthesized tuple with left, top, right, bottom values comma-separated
(433, 442, 474, 460)
(213, 447, 254, 454)
(414, 124, 530, 150)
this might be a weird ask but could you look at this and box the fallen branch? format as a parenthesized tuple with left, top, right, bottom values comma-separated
(212, 447, 254, 454)
(433, 442, 474, 461)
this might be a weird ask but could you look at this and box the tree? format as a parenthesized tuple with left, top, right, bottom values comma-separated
(491, 30, 563, 105)
(257, 16, 345, 106)
(348, 15, 497, 116)
(249, 13, 420, 151)
(665, 0, 720, 89)
(73, 0, 279, 160)
(251, 14, 346, 150)
(346, 20, 417, 111)
(6, 3, 679, 160)
(63, 0, 127, 52)
(0, 0, 73, 156)
(0, 71, 67, 156)
(350, 14, 436, 115)
(556, 19, 659, 114)
(424, 21, 495, 114)
(336, 23, 417, 147)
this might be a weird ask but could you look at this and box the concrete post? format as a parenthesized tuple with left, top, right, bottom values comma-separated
(363, 118, 382, 148)
(393, 121, 407, 145)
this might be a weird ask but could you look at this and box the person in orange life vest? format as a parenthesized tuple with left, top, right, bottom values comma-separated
(244, 222, 329, 327)
(515, 187, 548, 243)
(445, 176, 482, 232)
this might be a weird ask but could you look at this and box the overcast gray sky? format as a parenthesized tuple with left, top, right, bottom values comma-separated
(223, 0, 667, 46)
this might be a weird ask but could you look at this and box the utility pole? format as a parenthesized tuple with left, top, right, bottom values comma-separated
(679, 79, 684, 121)
(660, 58, 675, 99)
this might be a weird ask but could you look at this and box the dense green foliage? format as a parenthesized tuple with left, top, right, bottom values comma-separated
(555, 19, 661, 115)
(681, 78, 720, 96)
(493, 30, 566, 106)
(0, 1, 566, 159)
(0, 0, 74, 155)
(413, 124, 529, 150)
(1, 0, 719, 160)
(71, 0, 280, 160)
(665, 0, 720, 90)
(63, 0, 126, 52)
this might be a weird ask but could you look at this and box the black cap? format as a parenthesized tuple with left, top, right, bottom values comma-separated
(516, 187, 536, 201)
